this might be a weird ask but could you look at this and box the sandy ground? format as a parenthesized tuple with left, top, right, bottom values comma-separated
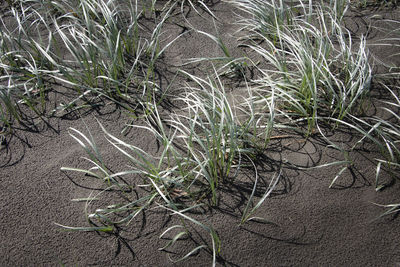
(1, 1, 400, 266)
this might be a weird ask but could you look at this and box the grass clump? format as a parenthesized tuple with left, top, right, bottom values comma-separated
(58, 64, 284, 263)
(0, 0, 177, 130)
(231, 0, 372, 134)
(168, 70, 254, 204)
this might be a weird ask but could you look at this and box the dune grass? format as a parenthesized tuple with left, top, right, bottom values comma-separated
(0, 0, 179, 129)
(47, 0, 400, 263)
(59, 69, 272, 264)
(1, 0, 399, 265)
(232, 0, 371, 133)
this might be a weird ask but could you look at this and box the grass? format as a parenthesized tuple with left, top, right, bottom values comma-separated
(232, 0, 371, 134)
(59, 69, 262, 264)
(1, 0, 400, 265)
(0, 0, 178, 129)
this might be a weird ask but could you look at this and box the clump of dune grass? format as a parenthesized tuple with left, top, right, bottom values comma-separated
(58, 68, 282, 264)
(168, 70, 254, 204)
(0, 0, 178, 130)
(230, 0, 371, 135)
(56, 77, 232, 264)
(222, 0, 383, 191)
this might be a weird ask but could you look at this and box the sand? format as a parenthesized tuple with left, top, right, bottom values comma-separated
(1, 1, 400, 266)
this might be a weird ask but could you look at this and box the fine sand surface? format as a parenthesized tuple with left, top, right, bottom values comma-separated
(1, 1, 400, 266)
